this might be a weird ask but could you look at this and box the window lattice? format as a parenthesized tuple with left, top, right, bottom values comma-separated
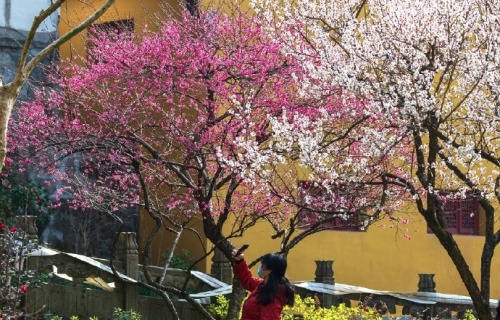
(429, 193, 479, 235)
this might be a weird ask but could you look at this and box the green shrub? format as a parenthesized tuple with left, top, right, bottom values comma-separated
(463, 309, 477, 320)
(162, 249, 193, 270)
(42, 308, 141, 320)
(43, 311, 63, 320)
(282, 296, 381, 320)
(112, 308, 141, 320)
(209, 295, 382, 320)
(209, 295, 232, 318)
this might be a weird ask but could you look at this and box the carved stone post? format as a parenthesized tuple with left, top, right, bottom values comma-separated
(417, 273, 436, 318)
(210, 247, 232, 284)
(314, 260, 334, 307)
(418, 273, 436, 292)
(117, 232, 139, 312)
(16, 215, 38, 241)
(315, 260, 334, 284)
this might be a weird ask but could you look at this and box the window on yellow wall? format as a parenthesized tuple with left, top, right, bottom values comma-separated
(298, 211, 361, 231)
(87, 19, 135, 63)
(297, 180, 363, 231)
(427, 192, 480, 235)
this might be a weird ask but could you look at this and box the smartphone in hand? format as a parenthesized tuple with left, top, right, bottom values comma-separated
(235, 244, 249, 256)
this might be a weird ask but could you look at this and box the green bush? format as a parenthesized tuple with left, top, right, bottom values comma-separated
(0, 169, 53, 233)
(1, 224, 40, 318)
(209, 295, 233, 318)
(282, 296, 381, 320)
(209, 295, 382, 320)
(42, 308, 141, 320)
(43, 311, 62, 320)
(162, 249, 193, 270)
(112, 308, 141, 320)
(463, 309, 477, 320)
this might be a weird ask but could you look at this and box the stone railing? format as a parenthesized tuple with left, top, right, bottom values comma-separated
(18, 216, 211, 319)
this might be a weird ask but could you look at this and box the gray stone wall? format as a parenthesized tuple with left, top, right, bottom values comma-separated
(0, 27, 59, 101)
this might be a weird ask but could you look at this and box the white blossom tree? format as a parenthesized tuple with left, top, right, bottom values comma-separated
(251, 0, 500, 318)
(0, 0, 115, 172)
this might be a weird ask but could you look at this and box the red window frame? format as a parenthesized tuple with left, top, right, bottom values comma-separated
(428, 192, 480, 235)
(297, 181, 361, 231)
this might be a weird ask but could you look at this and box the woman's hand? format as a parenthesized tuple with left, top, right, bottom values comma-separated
(232, 249, 244, 262)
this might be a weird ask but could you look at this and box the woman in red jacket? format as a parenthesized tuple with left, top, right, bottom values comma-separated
(232, 251, 295, 320)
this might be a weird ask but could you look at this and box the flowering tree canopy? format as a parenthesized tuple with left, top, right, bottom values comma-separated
(10, 6, 404, 318)
(12, 9, 401, 250)
(252, 0, 500, 318)
(8, 3, 417, 317)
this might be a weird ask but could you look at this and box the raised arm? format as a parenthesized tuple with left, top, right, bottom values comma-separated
(233, 259, 263, 292)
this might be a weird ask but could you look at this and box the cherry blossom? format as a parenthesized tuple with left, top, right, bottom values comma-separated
(11, 8, 401, 251)
(6, 4, 416, 318)
(251, 0, 500, 318)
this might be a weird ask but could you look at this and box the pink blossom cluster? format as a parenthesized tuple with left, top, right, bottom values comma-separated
(9, 8, 403, 242)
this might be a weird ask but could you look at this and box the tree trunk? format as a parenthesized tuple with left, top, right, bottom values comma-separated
(480, 203, 496, 305)
(0, 88, 16, 172)
(226, 279, 246, 320)
(480, 242, 494, 319)
(201, 214, 248, 319)
(431, 226, 492, 320)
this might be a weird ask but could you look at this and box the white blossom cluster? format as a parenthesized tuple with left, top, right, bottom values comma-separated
(250, 0, 500, 203)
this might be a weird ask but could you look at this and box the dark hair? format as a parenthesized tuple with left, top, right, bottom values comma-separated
(256, 253, 295, 306)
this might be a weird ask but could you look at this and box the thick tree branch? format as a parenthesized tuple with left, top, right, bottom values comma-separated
(22, 0, 116, 82)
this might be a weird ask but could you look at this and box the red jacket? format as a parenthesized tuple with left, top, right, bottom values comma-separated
(233, 259, 287, 320)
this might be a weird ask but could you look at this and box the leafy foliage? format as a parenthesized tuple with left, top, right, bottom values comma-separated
(209, 294, 383, 320)
(162, 249, 193, 271)
(112, 308, 142, 320)
(463, 309, 478, 320)
(208, 295, 234, 319)
(0, 161, 53, 235)
(283, 296, 382, 320)
(43, 311, 63, 320)
(0, 223, 39, 318)
(43, 308, 141, 320)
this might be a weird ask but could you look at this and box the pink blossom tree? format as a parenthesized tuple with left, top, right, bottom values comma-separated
(252, 0, 500, 318)
(10, 6, 404, 319)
